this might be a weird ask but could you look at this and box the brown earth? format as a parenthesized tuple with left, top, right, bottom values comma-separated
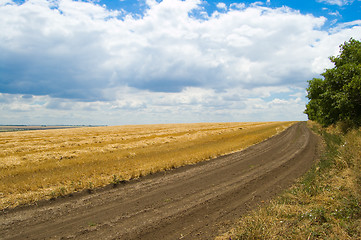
(0, 122, 320, 240)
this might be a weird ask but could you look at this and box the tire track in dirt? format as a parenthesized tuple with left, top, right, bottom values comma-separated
(0, 122, 320, 240)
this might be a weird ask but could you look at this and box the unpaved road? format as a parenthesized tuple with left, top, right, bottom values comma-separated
(0, 122, 319, 240)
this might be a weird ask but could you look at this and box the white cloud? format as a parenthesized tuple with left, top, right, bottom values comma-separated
(230, 3, 245, 9)
(0, 0, 361, 124)
(317, 0, 354, 6)
(216, 2, 227, 10)
(328, 10, 341, 17)
(329, 20, 361, 33)
(250, 1, 264, 7)
(0, 86, 308, 125)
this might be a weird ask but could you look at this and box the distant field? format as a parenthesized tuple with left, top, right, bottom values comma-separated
(0, 121, 295, 209)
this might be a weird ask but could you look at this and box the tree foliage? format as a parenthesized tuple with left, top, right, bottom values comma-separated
(305, 38, 361, 127)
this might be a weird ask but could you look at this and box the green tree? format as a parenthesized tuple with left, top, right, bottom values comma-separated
(305, 38, 361, 127)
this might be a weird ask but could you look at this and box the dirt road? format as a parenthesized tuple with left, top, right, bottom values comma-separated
(0, 122, 319, 240)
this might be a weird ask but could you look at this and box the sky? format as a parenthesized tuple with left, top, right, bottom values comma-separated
(0, 0, 360, 125)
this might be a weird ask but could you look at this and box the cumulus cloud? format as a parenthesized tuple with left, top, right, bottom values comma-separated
(0, 0, 361, 124)
(0, 85, 306, 125)
(216, 2, 227, 10)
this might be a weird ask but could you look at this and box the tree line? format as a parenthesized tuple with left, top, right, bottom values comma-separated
(305, 38, 361, 130)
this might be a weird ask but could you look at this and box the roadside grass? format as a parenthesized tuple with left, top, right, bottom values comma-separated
(0, 121, 294, 210)
(217, 121, 361, 240)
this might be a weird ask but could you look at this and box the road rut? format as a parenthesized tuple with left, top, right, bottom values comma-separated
(0, 122, 320, 239)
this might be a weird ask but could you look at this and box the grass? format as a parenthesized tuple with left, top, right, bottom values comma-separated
(0, 121, 294, 210)
(217, 121, 361, 240)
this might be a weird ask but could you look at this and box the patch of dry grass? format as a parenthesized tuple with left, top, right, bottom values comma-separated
(218, 122, 361, 240)
(0, 121, 294, 210)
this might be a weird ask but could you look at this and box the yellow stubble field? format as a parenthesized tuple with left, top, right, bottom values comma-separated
(0, 121, 295, 209)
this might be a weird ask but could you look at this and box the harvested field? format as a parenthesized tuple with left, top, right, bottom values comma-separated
(0, 122, 319, 239)
(0, 121, 294, 209)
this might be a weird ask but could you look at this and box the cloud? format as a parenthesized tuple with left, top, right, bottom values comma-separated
(230, 3, 245, 9)
(328, 10, 341, 17)
(329, 20, 361, 32)
(216, 2, 227, 10)
(0, 85, 306, 125)
(1, 0, 360, 100)
(0, 0, 361, 124)
(316, 0, 354, 6)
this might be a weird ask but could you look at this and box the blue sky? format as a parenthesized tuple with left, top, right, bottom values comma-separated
(102, 0, 361, 22)
(0, 0, 360, 125)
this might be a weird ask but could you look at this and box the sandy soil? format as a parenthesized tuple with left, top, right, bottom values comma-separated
(0, 122, 320, 240)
